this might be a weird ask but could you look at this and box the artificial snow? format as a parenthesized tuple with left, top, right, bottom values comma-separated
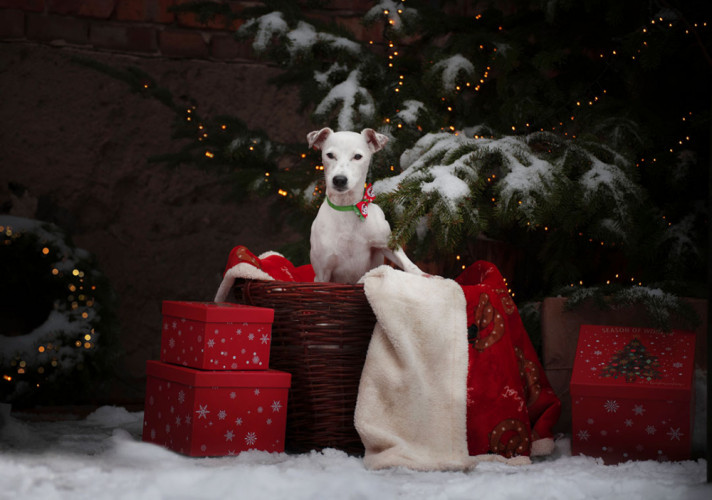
(240, 12, 289, 53)
(0, 405, 709, 499)
(430, 54, 476, 92)
(365, 0, 418, 33)
(396, 100, 425, 126)
(314, 70, 375, 132)
(314, 63, 348, 88)
(375, 130, 643, 228)
(287, 21, 361, 58)
(580, 155, 639, 222)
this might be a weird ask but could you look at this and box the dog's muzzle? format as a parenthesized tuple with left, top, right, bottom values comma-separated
(332, 175, 348, 191)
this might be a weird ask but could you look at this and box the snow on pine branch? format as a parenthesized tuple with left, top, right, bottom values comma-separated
(375, 133, 477, 210)
(429, 55, 476, 93)
(239, 12, 289, 53)
(286, 21, 361, 58)
(314, 63, 348, 88)
(374, 130, 642, 238)
(396, 100, 425, 126)
(238, 11, 372, 131)
(314, 70, 376, 131)
(580, 154, 641, 230)
(238, 12, 360, 58)
(364, 0, 419, 33)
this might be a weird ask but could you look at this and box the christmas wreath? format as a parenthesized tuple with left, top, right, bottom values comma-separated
(0, 215, 120, 406)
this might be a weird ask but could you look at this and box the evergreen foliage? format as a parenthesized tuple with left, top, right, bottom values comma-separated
(89, 1, 709, 321)
(226, 0, 708, 302)
(0, 216, 122, 407)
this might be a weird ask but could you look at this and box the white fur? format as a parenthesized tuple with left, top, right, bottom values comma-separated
(307, 127, 425, 283)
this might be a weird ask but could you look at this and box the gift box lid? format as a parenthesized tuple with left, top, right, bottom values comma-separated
(570, 325, 695, 401)
(162, 301, 274, 323)
(146, 360, 291, 388)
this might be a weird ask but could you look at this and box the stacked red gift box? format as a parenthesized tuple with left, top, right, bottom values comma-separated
(142, 301, 291, 457)
(570, 324, 695, 464)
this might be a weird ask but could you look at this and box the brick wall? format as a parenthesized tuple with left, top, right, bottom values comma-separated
(0, 0, 380, 60)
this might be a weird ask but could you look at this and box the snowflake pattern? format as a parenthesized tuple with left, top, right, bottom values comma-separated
(147, 307, 293, 455)
(572, 327, 695, 461)
(603, 400, 619, 413)
(195, 404, 210, 419)
(245, 432, 257, 446)
(667, 428, 683, 441)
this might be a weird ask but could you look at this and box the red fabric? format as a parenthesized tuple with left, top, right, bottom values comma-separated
(223, 246, 315, 282)
(223, 247, 559, 458)
(456, 261, 561, 457)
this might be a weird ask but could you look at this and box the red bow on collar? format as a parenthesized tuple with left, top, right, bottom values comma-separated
(326, 183, 376, 220)
(355, 184, 376, 220)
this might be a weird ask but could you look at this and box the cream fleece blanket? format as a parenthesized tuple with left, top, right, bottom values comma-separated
(355, 266, 528, 471)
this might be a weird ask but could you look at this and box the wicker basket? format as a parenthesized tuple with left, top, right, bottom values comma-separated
(233, 279, 376, 455)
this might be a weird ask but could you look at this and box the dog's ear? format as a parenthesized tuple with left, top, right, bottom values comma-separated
(307, 128, 333, 150)
(361, 129, 389, 153)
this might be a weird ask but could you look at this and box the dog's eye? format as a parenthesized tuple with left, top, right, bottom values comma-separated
(354, 154, 363, 160)
(326, 153, 335, 159)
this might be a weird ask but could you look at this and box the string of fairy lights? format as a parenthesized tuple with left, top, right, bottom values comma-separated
(181, 2, 704, 295)
(1, 222, 99, 389)
(372, 3, 707, 294)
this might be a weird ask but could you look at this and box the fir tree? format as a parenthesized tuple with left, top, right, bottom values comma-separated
(124, 1, 709, 312)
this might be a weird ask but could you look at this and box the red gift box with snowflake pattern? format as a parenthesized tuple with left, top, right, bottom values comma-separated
(570, 325, 695, 464)
(160, 301, 274, 370)
(142, 360, 291, 456)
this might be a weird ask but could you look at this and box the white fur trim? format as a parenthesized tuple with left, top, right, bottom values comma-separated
(257, 251, 284, 260)
(530, 437, 555, 457)
(213, 263, 275, 303)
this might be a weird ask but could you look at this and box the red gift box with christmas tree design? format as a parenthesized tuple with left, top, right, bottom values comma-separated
(570, 325, 695, 464)
(142, 360, 291, 456)
(160, 301, 274, 370)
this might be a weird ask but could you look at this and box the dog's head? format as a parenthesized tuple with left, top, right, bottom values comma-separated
(307, 128, 388, 200)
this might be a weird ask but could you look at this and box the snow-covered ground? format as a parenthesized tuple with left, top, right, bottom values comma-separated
(0, 404, 709, 500)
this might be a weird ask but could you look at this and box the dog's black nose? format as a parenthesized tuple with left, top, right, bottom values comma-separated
(332, 175, 348, 190)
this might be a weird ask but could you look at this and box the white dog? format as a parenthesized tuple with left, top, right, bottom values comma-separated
(307, 127, 426, 283)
